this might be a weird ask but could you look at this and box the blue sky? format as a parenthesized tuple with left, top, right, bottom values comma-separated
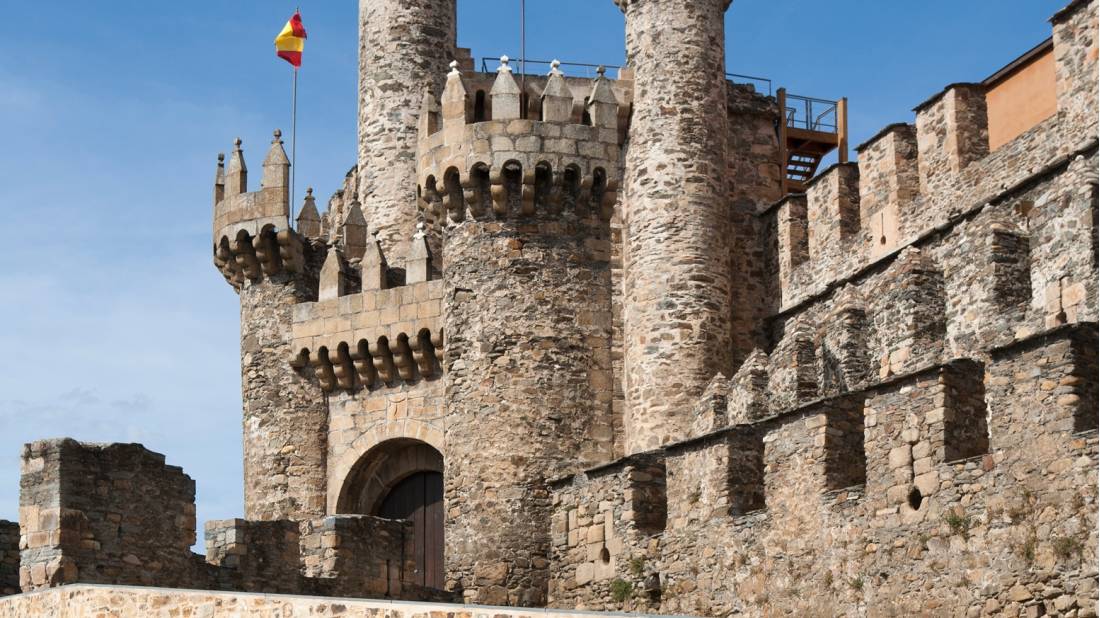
(0, 2, 1059, 544)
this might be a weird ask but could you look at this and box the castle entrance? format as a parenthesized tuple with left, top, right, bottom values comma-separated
(336, 439, 445, 589)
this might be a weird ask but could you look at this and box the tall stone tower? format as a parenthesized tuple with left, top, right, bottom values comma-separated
(358, 0, 457, 264)
(617, 0, 734, 453)
(423, 65, 621, 605)
(212, 133, 328, 522)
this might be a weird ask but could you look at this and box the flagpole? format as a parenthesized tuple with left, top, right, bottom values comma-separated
(520, 0, 526, 115)
(291, 67, 298, 226)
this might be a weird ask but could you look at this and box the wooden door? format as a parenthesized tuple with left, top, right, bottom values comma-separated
(378, 471, 444, 589)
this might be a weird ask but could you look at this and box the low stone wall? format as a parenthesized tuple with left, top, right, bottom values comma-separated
(0, 521, 17, 596)
(204, 519, 301, 593)
(0, 584, 671, 618)
(300, 515, 416, 598)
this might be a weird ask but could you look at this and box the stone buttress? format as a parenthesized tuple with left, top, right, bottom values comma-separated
(616, 0, 736, 454)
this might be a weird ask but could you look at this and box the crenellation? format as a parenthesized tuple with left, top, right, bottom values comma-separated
(727, 349, 769, 424)
(766, 319, 818, 412)
(855, 123, 916, 260)
(551, 325, 1097, 615)
(806, 162, 861, 275)
(873, 247, 946, 378)
(914, 83, 990, 199)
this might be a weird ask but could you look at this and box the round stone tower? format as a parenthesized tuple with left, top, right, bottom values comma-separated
(358, 0, 457, 264)
(616, 0, 734, 454)
(212, 134, 329, 522)
(422, 65, 621, 605)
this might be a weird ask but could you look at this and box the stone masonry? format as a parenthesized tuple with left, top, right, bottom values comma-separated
(1, 1, 1096, 616)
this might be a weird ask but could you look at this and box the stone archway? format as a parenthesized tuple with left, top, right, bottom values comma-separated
(336, 439, 444, 589)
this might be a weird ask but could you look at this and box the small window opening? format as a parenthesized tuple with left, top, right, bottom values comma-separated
(907, 486, 923, 511)
(474, 90, 487, 122)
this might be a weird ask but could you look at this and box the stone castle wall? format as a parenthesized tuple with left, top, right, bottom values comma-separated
(550, 325, 1098, 616)
(441, 160, 617, 606)
(546, 1, 1098, 615)
(9, 440, 447, 603)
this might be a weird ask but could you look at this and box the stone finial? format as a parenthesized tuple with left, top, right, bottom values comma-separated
(226, 138, 247, 196)
(341, 201, 368, 261)
(419, 86, 442, 135)
(296, 187, 321, 239)
(407, 222, 432, 284)
(449, 59, 460, 76)
(261, 128, 291, 194)
(213, 153, 226, 205)
(548, 59, 562, 76)
(587, 68, 619, 129)
(442, 62, 469, 126)
(361, 230, 388, 290)
(318, 246, 347, 301)
(541, 60, 573, 123)
(491, 55, 522, 120)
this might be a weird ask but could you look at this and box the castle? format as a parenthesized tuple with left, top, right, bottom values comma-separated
(1, 1, 1097, 616)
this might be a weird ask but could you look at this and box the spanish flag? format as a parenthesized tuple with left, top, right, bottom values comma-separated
(275, 11, 307, 68)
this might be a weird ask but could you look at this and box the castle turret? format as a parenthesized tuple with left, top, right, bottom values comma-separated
(616, 0, 734, 453)
(211, 132, 328, 522)
(358, 0, 457, 264)
(418, 60, 621, 605)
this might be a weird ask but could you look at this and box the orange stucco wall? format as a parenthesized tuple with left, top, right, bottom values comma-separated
(986, 47, 1057, 150)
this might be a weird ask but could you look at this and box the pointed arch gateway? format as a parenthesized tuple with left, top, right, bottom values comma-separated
(336, 439, 444, 589)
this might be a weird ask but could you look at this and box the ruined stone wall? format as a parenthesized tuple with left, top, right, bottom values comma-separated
(0, 522, 18, 596)
(18, 440, 202, 592)
(442, 174, 615, 605)
(358, 0, 456, 264)
(618, 0, 734, 454)
(550, 325, 1098, 616)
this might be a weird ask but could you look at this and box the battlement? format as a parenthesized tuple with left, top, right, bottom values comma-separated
(289, 279, 444, 393)
(416, 58, 623, 226)
(550, 323, 1098, 614)
(765, 0, 1097, 313)
(211, 132, 307, 290)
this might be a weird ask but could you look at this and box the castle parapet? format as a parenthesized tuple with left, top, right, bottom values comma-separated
(212, 131, 306, 289)
(417, 58, 622, 226)
(290, 280, 445, 393)
(765, 0, 1097, 314)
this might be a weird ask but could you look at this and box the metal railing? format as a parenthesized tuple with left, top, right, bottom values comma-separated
(784, 93, 839, 133)
(726, 73, 773, 96)
(479, 56, 620, 77)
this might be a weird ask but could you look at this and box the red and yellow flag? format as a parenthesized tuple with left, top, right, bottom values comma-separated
(275, 11, 307, 68)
